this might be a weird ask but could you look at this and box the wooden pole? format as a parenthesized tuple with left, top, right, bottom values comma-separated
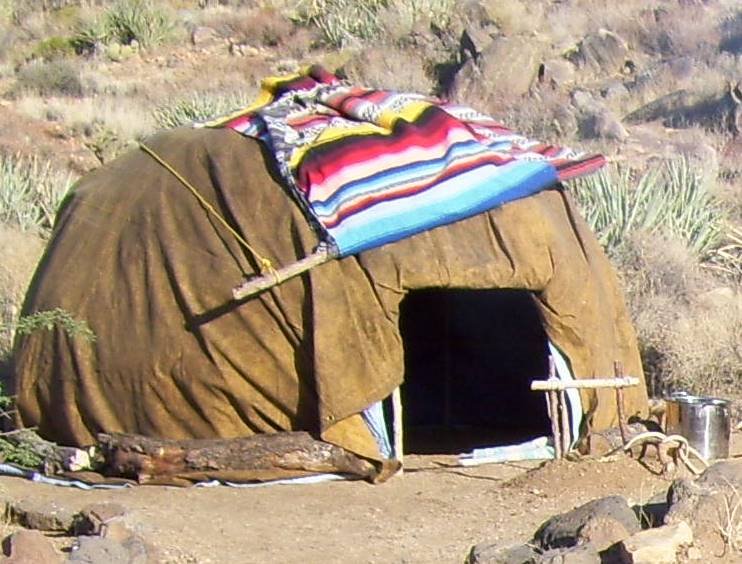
(547, 390, 562, 459)
(392, 387, 404, 473)
(559, 389, 571, 456)
(545, 356, 562, 459)
(232, 245, 334, 300)
(530, 377, 640, 391)
(614, 361, 630, 449)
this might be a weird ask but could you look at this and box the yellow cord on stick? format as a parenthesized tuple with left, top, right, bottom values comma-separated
(139, 143, 278, 280)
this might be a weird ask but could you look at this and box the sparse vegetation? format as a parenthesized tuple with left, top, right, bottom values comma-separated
(153, 91, 253, 129)
(0, 153, 73, 234)
(13, 307, 96, 343)
(14, 59, 84, 97)
(572, 158, 725, 260)
(72, 0, 175, 52)
(293, 0, 455, 47)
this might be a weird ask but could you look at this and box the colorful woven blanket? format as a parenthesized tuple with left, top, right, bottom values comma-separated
(208, 66, 605, 257)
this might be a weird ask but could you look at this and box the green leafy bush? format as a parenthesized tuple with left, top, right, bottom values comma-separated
(15, 308, 96, 342)
(32, 36, 75, 61)
(0, 153, 73, 233)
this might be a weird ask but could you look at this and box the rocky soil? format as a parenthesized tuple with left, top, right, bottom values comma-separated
(0, 433, 738, 563)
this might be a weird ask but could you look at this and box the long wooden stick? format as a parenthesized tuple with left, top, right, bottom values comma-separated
(233, 245, 333, 300)
(531, 377, 639, 391)
(614, 361, 630, 448)
(559, 389, 571, 455)
(392, 387, 404, 474)
(547, 389, 562, 459)
(545, 357, 562, 459)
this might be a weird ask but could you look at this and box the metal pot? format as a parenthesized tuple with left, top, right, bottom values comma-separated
(665, 393, 731, 460)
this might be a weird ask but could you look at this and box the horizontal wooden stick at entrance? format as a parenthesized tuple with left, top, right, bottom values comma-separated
(530, 377, 639, 391)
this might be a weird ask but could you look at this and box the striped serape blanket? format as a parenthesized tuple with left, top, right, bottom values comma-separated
(208, 65, 605, 257)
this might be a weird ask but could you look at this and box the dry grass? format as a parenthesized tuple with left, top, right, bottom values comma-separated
(481, 0, 544, 36)
(0, 224, 45, 357)
(615, 232, 742, 399)
(718, 480, 742, 557)
(16, 94, 154, 146)
(198, 6, 296, 47)
(338, 46, 435, 95)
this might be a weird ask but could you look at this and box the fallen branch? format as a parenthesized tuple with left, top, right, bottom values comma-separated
(97, 431, 385, 483)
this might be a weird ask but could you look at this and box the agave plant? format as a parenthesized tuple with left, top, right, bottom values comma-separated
(571, 157, 724, 260)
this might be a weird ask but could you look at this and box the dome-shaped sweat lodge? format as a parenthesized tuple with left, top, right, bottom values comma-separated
(11, 71, 648, 480)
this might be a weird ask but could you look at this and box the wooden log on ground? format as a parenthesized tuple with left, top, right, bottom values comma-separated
(97, 431, 383, 484)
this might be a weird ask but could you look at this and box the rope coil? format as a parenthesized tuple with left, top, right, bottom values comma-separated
(603, 430, 710, 476)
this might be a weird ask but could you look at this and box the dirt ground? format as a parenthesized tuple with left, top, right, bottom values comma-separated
(1, 433, 740, 563)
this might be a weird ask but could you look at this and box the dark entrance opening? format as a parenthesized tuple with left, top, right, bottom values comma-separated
(398, 289, 551, 454)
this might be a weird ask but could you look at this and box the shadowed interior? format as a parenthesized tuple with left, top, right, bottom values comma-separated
(398, 289, 552, 454)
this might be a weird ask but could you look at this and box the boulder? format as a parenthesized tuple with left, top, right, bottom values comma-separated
(67, 535, 151, 564)
(449, 36, 545, 102)
(466, 541, 538, 563)
(614, 521, 694, 563)
(6, 498, 78, 533)
(533, 496, 640, 551)
(539, 59, 576, 89)
(0, 530, 61, 563)
(190, 26, 219, 47)
(664, 460, 742, 556)
(74, 503, 128, 536)
(537, 544, 600, 563)
(568, 30, 629, 76)
(570, 90, 628, 141)
(456, 0, 499, 59)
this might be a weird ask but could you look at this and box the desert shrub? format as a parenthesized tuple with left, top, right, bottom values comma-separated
(614, 233, 742, 399)
(207, 6, 296, 47)
(571, 158, 725, 260)
(337, 46, 435, 94)
(293, 0, 454, 47)
(14, 59, 84, 96)
(72, 0, 174, 52)
(71, 15, 109, 54)
(105, 0, 175, 48)
(153, 91, 253, 129)
(705, 225, 742, 281)
(0, 153, 73, 234)
(31, 35, 75, 60)
(0, 224, 45, 404)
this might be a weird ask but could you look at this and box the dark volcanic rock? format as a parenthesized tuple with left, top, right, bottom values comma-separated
(466, 541, 539, 563)
(533, 495, 640, 551)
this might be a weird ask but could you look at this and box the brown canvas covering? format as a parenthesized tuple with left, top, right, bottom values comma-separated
(11, 127, 648, 466)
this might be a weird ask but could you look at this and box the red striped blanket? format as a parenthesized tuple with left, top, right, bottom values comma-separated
(208, 66, 605, 256)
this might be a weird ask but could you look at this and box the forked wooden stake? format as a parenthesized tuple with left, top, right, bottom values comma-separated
(531, 363, 640, 460)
